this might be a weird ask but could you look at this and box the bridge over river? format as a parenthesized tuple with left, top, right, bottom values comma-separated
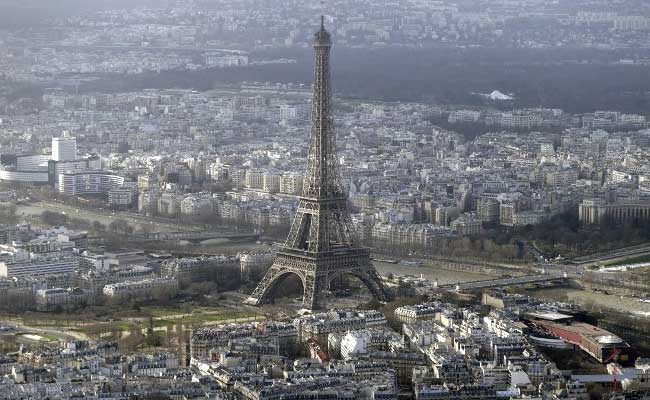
(130, 230, 258, 243)
(439, 274, 568, 291)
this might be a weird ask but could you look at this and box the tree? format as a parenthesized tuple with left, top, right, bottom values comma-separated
(136, 224, 153, 237)
(151, 286, 174, 305)
(188, 282, 214, 298)
(119, 329, 144, 352)
(41, 210, 67, 226)
(69, 217, 91, 230)
(0, 205, 18, 225)
(92, 220, 106, 233)
(107, 219, 133, 236)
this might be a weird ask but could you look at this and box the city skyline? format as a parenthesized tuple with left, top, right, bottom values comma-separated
(0, 2, 650, 400)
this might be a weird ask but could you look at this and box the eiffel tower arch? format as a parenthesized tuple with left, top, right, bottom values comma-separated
(245, 17, 392, 310)
(255, 268, 308, 302)
(326, 266, 388, 301)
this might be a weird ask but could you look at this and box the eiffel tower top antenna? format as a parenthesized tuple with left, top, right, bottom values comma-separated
(320, 0, 325, 28)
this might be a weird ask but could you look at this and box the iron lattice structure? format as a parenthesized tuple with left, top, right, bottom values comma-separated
(245, 18, 392, 310)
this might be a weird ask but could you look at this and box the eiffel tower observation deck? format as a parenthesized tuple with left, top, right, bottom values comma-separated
(244, 17, 393, 310)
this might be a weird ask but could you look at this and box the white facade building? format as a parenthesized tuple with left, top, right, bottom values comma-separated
(0, 257, 79, 279)
(52, 136, 77, 162)
(58, 171, 124, 196)
(35, 287, 94, 310)
(263, 172, 281, 193)
(181, 195, 214, 216)
(108, 188, 136, 207)
(280, 173, 304, 195)
(102, 277, 178, 299)
(245, 169, 264, 190)
(340, 330, 371, 360)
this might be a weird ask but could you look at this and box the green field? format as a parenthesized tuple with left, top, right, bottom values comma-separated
(151, 310, 258, 327)
(140, 305, 225, 318)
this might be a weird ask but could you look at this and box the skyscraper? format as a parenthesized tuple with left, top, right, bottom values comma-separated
(245, 17, 392, 310)
(52, 134, 77, 162)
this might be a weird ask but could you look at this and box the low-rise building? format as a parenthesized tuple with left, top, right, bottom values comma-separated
(102, 277, 178, 300)
(34, 287, 94, 311)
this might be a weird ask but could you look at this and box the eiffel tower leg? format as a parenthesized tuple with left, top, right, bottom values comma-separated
(244, 263, 306, 306)
(302, 271, 327, 310)
(244, 265, 277, 306)
(328, 267, 393, 303)
(356, 267, 393, 302)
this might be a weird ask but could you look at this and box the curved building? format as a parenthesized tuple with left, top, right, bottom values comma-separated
(58, 171, 125, 196)
(0, 169, 49, 184)
(0, 154, 50, 184)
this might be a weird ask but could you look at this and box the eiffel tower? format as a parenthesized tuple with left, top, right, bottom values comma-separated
(245, 17, 392, 310)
